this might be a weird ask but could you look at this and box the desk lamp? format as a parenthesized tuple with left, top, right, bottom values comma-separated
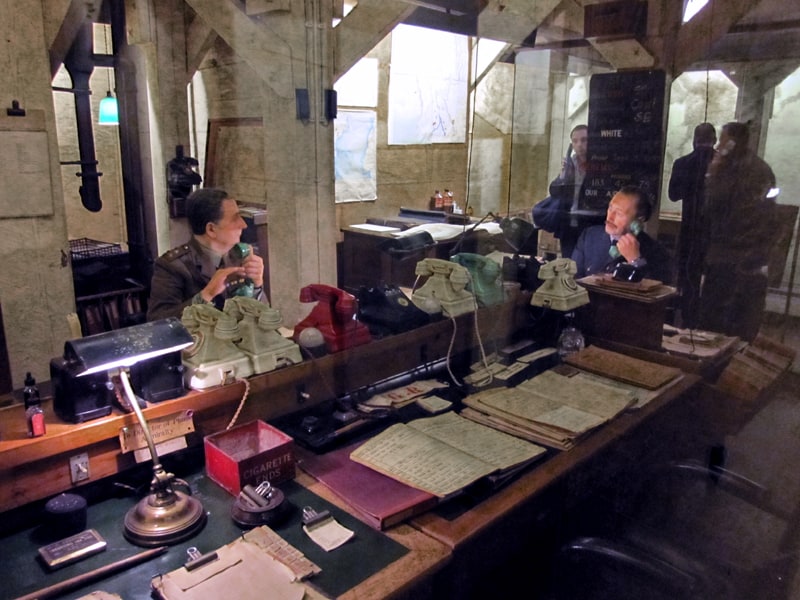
(68, 318, 206, 546)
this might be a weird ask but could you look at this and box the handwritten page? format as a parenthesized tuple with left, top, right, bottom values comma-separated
(408, 411, 545, 472)
(350, 423, 495, 497)
(516, 370, 635, 418)
(533, 405, 606, 434)
(350, 413, 545, 497)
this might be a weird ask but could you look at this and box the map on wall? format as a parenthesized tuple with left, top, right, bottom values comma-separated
(388, 24, 468, 145)
(335, 109, 377, 203)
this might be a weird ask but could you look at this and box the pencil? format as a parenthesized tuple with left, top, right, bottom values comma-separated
(14, 545, 168, 600)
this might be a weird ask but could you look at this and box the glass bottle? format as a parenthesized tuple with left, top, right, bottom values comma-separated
(557, 313, 585, 359)
(444, 189, 454, 212)
(24, 372, 45, 437)
(434, 190, 444, 210)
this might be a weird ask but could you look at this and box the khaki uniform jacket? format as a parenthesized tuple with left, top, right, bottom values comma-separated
(146, 237, 264, 321)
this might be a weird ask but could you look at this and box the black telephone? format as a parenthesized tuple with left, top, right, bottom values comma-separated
(357, 284, 430, 337)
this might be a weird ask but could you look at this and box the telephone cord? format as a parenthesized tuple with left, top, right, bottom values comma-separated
(225, 377, 251, 430)
(445, 298, 493, 388)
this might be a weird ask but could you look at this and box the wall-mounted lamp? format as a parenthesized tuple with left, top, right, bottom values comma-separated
(98, 91, 119, 125)
(66, 318, 205, 546)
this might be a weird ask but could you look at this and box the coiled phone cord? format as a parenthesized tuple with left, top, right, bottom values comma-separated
(225, 377, 251, 430)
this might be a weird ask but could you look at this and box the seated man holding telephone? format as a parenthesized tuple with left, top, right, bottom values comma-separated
(571, 185, 672, 283)
(147, 188, 266, 321)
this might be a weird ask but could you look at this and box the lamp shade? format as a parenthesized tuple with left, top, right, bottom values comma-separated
(65, 318, 193, 376)
(98, 91, 119, 125)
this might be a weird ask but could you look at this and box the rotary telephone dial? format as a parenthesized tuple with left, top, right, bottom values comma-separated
(411, 258, 476, 317)
(530, 257, 589, 312)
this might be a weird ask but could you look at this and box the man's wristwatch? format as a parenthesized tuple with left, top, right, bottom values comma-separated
(629, 257, 647, 268)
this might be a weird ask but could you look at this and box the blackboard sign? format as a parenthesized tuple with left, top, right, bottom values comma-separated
(581, 70, 667, 214)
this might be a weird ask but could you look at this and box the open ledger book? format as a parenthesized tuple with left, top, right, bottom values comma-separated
(349, 411, 547, 498)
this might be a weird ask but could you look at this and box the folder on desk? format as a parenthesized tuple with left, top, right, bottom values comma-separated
(297, 442, 438, 530)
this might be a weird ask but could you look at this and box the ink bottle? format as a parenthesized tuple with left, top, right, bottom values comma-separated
(24, 371, 46, 437)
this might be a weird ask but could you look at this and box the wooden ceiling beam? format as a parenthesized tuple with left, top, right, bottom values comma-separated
(334, 0, 414, 81)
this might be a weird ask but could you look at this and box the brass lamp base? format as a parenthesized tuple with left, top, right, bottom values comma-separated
(124, 489, 207, 547)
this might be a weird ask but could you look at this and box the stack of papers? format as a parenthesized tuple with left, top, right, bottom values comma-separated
(461, 368, 638, 450)
(358, 379, 448, 412)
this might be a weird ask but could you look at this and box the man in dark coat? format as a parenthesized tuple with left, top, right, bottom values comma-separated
(668, 122, 716, 327)
(698, 122, 777, 341)
(572, 186, 672, 284)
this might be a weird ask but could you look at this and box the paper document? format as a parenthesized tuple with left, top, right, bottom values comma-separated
(350, 412, 545, 497)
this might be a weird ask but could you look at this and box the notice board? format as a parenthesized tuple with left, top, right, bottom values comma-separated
(0, 110, 54, 217)
(580, 70, 667, 215)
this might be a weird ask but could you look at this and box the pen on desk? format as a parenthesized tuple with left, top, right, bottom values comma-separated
(14, 545, 168, 600)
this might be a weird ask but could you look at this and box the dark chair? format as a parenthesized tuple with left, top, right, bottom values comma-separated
(550, 459, 799, 600)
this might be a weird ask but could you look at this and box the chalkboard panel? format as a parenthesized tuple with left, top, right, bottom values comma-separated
(581, 70, 667, 214)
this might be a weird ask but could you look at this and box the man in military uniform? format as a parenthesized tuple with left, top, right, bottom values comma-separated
(146, 188, 266, 321)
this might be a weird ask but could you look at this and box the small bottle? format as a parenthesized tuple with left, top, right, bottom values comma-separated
(434, 190, 444, 210)
(24, 372, 46, 437)
(557, 314, 585, 359)
(444, 189, 454, 212)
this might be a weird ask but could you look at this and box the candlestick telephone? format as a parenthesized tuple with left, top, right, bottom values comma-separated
(411, 258, 475, 317)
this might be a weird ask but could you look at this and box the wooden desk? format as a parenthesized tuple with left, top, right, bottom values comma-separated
(0, 467, 450, 600)
(298, 471, 450, 600)
(409, 374, 702, 597)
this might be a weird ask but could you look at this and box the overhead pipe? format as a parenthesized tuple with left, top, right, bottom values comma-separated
(62, 21, 104, 212)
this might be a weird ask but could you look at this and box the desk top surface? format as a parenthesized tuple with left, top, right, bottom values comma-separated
(2, 469, 450, 600)
(408, 374, 700, 549)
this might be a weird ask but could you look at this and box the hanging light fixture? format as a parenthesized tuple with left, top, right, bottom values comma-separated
(98, 91, 118, 125)
(98, 24, 119, 126)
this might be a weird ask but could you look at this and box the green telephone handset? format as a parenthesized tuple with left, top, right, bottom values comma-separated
(609, 219, 642, 260)
(450, 253, 504, 307)
(411, 258, 475, 317)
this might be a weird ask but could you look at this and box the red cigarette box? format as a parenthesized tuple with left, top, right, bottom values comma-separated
(204, 420, 295, 496)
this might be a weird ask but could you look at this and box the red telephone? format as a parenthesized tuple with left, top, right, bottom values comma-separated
(293, 284, 372, 353)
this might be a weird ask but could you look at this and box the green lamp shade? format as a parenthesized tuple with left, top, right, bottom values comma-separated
(98, 91, 119, 125)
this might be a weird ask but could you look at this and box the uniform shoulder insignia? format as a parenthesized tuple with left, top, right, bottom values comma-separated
(164, 244, 191, 261)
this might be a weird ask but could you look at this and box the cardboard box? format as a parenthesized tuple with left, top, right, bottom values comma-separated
(204, 420, 295, 496)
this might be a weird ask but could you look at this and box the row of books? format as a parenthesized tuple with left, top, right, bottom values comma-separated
(77, 292, 145, 335)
